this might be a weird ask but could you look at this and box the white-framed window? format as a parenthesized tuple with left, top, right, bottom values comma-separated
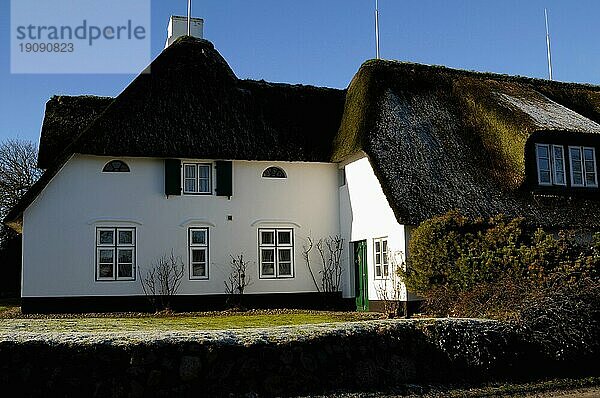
(569, 146, 598, 188)
(189, 228, 209, 280)
(258, 228, 294, 279)
(262, 166, 287, 179)
(183, 163, 212, 194)
(373, 237, 389, 279)
(535, 143, 566, 186)
(96, 227, 135, 281)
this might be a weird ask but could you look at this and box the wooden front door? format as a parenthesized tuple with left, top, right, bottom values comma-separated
(354, 240, 368, 311)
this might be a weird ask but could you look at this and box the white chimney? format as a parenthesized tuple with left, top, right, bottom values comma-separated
(165, 16, 204, 48)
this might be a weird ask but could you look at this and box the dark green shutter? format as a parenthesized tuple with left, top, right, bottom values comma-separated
(164, 159, 181, 196)
(215, 161, 233, 197)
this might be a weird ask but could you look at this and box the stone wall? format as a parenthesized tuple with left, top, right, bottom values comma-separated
(0, 319, 597, 397)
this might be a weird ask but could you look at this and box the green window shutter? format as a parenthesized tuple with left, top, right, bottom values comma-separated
(215, 161, 233, 197)
(164, 159, 181, 196)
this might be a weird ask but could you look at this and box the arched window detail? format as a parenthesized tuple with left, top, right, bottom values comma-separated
(102, 160, 130, 173)
(262, 166, 287, 179)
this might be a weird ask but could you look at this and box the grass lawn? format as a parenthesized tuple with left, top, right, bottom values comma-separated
(0, 299, 381, 333)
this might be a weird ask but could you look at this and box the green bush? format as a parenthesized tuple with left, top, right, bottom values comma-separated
(401, 211, 599, 318)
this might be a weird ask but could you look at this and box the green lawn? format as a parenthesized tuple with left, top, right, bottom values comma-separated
(0, 303, 381, 333)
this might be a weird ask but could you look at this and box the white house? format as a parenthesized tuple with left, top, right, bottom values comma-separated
(6, 21, 600, 313)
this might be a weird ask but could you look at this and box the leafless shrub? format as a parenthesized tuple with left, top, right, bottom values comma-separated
(304, 235, 345, 294)
(224, 253, 253, 303)
(0, 139, 42, 221)
(375, 251, 405, 317)
(139, 250, 184, 312)
(302, 236, 320, 292)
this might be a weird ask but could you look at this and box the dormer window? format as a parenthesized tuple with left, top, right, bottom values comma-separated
(102, 160, 130, 173)
(569, 146, 598, 187)
(535, 144, 565, 186)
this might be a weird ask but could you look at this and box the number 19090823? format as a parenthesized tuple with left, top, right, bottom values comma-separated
(19, 42, 74, 52)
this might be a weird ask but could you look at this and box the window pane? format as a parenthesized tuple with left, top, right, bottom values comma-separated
(118, 264, 133, 278)
(383, 253, 388, 265)
(262, 262, 275, 276)
(198, 165, 210, 178)
(375, 265, 382, 277)
(277, 231, 291, 245)
(279, 262, 292, 276)
(539, 158, 550, 171)
(192, 263, 206, 277)
(554, 158, 564, 172)
(278, 249, 291, 262)
(570, 148, 582, 161)
(191, 230, 206, 245)
(184, 165, 196, 178)
(192, 249, 206, 263)
(584, 148, 595, 161)
(118, 249, 132, 264)
(261, 249, 275, 262)
(184, 178, 196, 192)
(573, 172, 584, 185)
(537, 145, 549, 158)
(375, 241, 381, 253)
(375, 253, 381, 265)
(382, 240, 388, 252)
(555, 172, 565, 185)
(553, 146, 564, 160)
(118, 230, 133, 245)
(585, 160, 595, 174)
(586, 172, 596, 186)
(261, 231, 275, 245)
(99, 249, 114, 263)
(99, 230, 114, 245)
(198, 178, 210, 193)
(540, 171, 551, 184)
(99, 263, 113, 278)
(383, 264, 389, 276)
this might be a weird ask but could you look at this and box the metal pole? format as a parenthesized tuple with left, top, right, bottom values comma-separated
(545, 8, 553, 80)
(375, 0, 380, 59)
(187, 0, 192, 36)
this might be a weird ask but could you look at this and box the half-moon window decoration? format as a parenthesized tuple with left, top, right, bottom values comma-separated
(262, 166, 287, 179)
(102, 160, 130, 173)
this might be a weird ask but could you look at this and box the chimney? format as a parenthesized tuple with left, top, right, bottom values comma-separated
(165, 15, 204, 48)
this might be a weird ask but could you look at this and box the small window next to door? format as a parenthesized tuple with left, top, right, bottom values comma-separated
(373, 237, 389, 279)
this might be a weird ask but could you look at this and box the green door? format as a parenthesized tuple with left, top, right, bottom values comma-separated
(354, 240, 368, 311)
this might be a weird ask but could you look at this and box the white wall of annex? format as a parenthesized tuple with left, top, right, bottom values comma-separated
(339, 155, 408, 302)
(22, 155, 344, 298)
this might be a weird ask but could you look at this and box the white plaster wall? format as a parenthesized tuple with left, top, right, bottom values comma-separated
(22, 155, 343, 297)
(339, 155, 408, 302)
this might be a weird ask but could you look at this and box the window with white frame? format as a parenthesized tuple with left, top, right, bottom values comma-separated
(373, 237, 389, 278)
(189, 228, 209, 279)
(535, 144, 566, 186)
(183, 163, 212, 194)
(96, 227, 135, 281)
(258, 228, 294, 278)
(569, 146, 598, 188)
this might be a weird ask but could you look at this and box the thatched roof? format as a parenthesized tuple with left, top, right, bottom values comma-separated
(37, 96, 113, 169)
(334, 60, 600, 228)
(70, 37, 345, 162)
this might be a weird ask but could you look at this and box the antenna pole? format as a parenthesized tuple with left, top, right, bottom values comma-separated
(375, 0, 380, 59)
(545, 8, 553, 80)
(187, 0, 192, 36)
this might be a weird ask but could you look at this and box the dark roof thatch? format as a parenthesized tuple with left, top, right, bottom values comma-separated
(37, 96, 113, 169)
(72, 37, 345, 162)
(334, 60, 600, 228)
(5, 37, 345, 228)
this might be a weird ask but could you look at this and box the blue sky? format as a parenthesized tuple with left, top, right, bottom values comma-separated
(1, 0, 600, 143)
